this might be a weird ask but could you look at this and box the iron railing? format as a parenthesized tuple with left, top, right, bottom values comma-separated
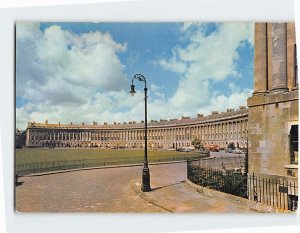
(187, 159, 247, 198)
(249, 173, 298, 211)
(16, 154, 206, 176)
(187, 158, 298, 211)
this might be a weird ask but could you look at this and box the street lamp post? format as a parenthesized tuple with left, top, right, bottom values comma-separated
(130, 74, 151, 192)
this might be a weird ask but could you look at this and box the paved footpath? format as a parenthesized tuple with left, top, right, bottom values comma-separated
(16, 163, 255, 213)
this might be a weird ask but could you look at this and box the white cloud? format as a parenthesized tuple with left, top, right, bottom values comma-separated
(16, 23, 254, 130)
(16, 23, 127, 96)
(158, 22, 254, 115)
(208, 89, 252, 112)
(228, 82, 241, 93)
(158, 57, 186, 74)
(149, 84, 165, 99)
(16, 22, 129, 129)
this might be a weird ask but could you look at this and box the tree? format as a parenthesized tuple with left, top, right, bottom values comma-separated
(191, 138, 203, 150)
(16, 130, 26, 149)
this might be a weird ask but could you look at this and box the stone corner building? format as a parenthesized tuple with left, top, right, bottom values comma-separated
(248, 22, 298, 179)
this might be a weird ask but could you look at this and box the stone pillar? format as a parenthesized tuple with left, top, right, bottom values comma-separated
(271, 23, 288, 93)
(26, 130, 30, 146)
(254, 23, 268, 94)
(286, 23, 297, 90)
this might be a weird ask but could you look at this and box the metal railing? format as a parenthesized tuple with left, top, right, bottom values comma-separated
(249, 173, 298, 211)
(187, 159, 247, 198)
(16, 153, 207, 176)
(187, 158, 298, 211)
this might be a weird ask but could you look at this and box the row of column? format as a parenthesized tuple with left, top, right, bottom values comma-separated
(28, 119, 248, 144)
(254, 23, 297, 94)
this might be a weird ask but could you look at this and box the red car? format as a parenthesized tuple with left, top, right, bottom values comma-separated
(207, 144, 220, 152)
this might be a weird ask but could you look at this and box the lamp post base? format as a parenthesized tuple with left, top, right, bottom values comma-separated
(141, 167, 151, 192)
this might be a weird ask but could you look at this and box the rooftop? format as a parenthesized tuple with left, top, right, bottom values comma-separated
(27, 107, 248, 130)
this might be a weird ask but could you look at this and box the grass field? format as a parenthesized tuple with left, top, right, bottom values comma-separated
(16, 148, 206, 175)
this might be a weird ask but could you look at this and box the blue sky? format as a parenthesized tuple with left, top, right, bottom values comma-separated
(16, 22, 254, 130)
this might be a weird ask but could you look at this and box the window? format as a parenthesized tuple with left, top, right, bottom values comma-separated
(290, 125, 298, 164)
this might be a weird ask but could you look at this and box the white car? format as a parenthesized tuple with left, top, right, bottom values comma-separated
(181, 148, 191, 152)
(167, 148, 176, 151)
(233, 149, 243, 154)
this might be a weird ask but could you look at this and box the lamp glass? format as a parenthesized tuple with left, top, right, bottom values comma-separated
(130, 85, 136, 96)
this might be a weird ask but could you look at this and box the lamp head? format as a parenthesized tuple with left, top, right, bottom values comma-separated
(130, 84, 136, 96)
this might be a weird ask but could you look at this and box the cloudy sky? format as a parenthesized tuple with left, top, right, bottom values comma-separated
(16, 22, 254, 130)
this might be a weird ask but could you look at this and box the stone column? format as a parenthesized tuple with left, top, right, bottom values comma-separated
(254, 23, 268, 94)
(271, 23, 288, 93)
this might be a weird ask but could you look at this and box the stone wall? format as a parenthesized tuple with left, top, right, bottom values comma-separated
(248, 22, 298, 178)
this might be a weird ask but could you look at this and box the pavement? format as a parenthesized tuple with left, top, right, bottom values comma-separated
(16, 162, 256, 213)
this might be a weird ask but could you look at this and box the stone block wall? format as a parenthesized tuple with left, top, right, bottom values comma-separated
(248, 90, 298, 177)
(248, 22, 298, 178)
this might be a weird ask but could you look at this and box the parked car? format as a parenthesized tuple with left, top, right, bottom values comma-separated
(181, 148, 191, 152)
(167, 148, 176, 151)
(180, 146, 195, 152)
(233, 149, 243, 154)
(206, 144, 220, 152)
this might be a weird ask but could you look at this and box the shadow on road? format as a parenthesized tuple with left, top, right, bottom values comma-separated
(151, 180, 185, 191)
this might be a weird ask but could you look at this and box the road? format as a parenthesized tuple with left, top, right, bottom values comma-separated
(16, 161, 254, 213)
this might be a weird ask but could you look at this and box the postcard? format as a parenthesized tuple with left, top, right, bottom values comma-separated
(15, 21, 298, 213)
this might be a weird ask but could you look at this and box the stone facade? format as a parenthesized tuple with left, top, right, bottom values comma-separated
(25, 107, 248, 150)
(248, 22, 298, 178)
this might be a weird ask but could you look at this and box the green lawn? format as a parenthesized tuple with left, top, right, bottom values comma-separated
(16, 148, 206, 175)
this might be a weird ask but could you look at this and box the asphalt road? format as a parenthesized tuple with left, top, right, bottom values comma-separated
(16, 161, 253, 213)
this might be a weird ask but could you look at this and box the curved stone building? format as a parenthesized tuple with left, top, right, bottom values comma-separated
(26, 106, 248, 149)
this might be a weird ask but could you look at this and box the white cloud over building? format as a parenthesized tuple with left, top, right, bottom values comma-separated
(16, 22, 254, 130)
